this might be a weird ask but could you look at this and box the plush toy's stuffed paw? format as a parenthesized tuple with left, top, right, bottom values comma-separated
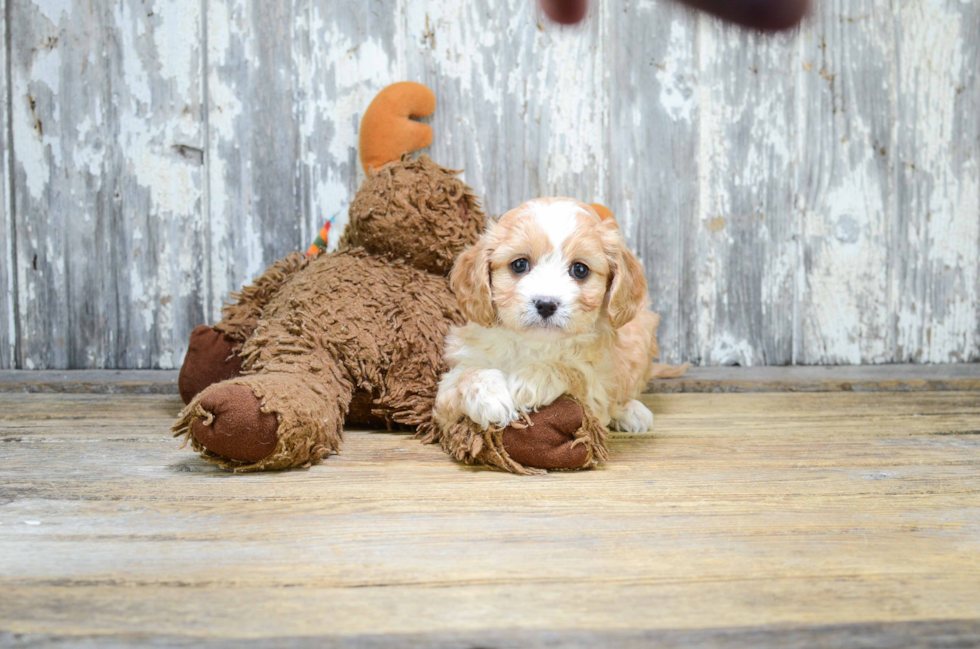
(501, 397, 593, 470)
(433, 395, 608, 475)
(177, 325, 243, 404)
(188, 384, 279, 463)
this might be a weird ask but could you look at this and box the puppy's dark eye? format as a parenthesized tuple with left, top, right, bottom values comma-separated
(510, 258, 530, 274)
(570, 262, 590, 280)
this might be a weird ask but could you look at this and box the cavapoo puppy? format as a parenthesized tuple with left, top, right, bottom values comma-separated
(434, 197, 686, 436)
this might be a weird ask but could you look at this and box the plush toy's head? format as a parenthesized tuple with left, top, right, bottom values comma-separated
(347, 155, 485, 275)
(335, 82, 486, 275)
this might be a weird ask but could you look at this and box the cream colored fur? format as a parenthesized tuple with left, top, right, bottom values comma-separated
(435, 198, 685, 434)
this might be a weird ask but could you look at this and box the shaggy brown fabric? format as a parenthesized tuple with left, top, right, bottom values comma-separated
(430, 396, 608, 476)
(189, 383, 279, 463)
(174, 250, 470, 471)
(346, 155, 484, 275)
(177, 325, 244, 404)
(174, 152, 490, 472)
(346, 390, 389, 428)
(214, 252, 310, 344)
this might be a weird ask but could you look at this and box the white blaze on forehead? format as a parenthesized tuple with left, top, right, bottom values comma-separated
(517, 200, 587, 309)
(528, 200, 586, 257)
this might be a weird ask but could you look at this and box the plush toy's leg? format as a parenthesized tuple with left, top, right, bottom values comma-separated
(174, 301, 355, 471)
(173, 356, 352, 471)
(177, 252, 310, 405)
(177, 326, 243, 404)
(433, 397, 608, 475)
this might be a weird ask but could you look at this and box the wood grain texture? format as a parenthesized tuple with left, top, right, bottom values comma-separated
(646, 362, 980, 393)
(4, 620, 980, 649)
(607, 0, 700, 365)
(696, 20, 798, 366)
(299, 0, 401, 252)
(0, 390, 978, 642)
(3, 363, 980, 395)
(402, 0, 606, 210)
(2, 0, 979, 368)
(8, 0, 207, 370)
(205, 0, 307, 321)
(798, 0, 980, 366)
(1, 0, 13, 369)
(797, 0, 895, 364)
(892, 0, 980, 364)
(0, 369, 180, 393)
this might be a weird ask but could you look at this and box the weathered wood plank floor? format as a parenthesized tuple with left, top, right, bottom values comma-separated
(1, 371, 979, 647)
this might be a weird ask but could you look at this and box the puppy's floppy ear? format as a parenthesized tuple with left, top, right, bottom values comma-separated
(450, 236, 495, 327)
(589, 203, 619, 229)
(602, 224, 648, 329)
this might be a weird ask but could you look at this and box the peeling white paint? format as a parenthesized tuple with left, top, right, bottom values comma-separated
(152, 0, 200, 90)
(710, 333, 756, 367)
(13, 47, 62, 201)
(894, 0, 978, 363)
(34, 0, 71, 25)
(655, 21, 696, 124)
(207, 0, 254, 316)
(696, 18, 799, 365)
(0, 0, 13, 369)
(9, 0, 206, 369)
(537, 26, 606, 191)
(803, 155, 891, 364)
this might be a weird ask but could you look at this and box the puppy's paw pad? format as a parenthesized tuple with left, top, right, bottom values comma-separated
(612, 400, 655, 433)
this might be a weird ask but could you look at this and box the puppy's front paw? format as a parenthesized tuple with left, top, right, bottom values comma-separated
(462, 371, 520, 429)
(508, 368, 567, 414)
(466, 389, 519, 429)
(612, 399, 655, 433)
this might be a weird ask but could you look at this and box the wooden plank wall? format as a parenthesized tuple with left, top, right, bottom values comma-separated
(2, 0, 13, 368)
(8, 0, 207, 369)
(3, 0, 978, 369)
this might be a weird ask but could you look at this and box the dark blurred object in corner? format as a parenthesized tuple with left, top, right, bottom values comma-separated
(539, 0, 810, 30)
(539, 0, 589, 24)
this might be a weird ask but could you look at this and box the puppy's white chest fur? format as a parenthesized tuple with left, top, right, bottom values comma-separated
(443, 323, 618, 425)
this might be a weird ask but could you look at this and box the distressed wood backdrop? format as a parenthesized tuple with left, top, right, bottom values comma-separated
(2, 0, 978, 369)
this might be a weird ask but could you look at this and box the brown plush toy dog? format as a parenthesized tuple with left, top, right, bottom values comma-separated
(173, 82, 608, 474)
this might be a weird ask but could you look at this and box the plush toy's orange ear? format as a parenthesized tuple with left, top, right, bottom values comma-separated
(359, 82, 436, 175)
(589, 203, 619, 229)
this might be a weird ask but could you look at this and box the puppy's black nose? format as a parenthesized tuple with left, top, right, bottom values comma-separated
(534, 298, 558, 319)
